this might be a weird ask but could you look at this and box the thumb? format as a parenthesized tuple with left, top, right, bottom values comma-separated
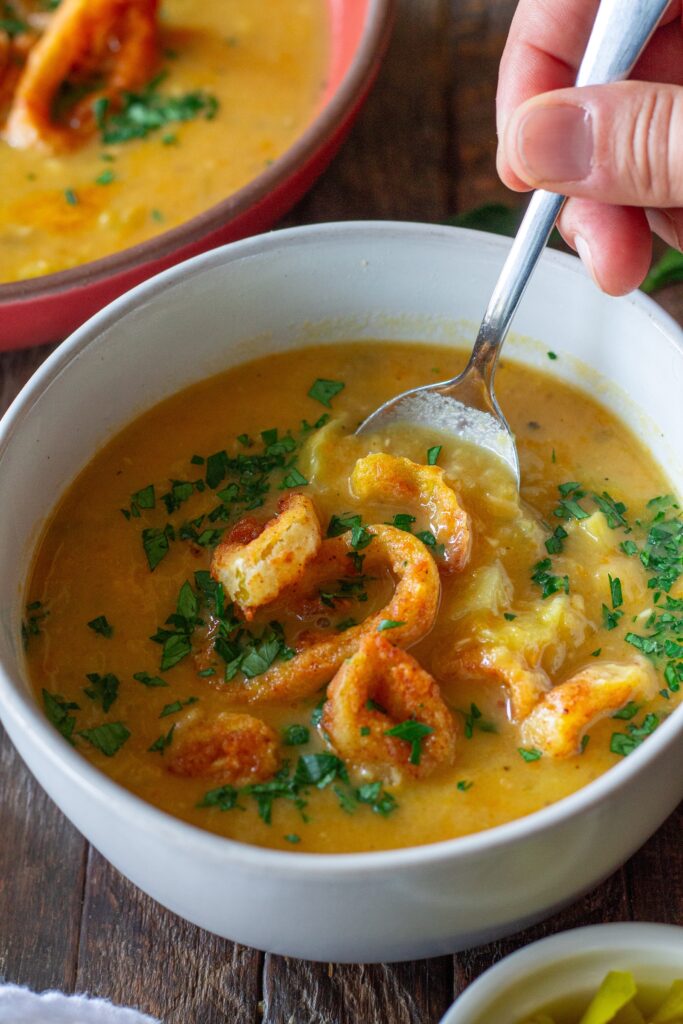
(502, 80, 683, 208)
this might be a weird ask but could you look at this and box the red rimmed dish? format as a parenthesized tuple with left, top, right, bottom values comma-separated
(0, 0, 394, 351)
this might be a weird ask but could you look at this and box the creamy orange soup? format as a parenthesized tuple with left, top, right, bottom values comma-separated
(24, 342, 683, 853)
(0, 0, 327, 283)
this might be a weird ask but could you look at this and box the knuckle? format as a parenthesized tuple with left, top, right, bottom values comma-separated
(620, 88, 683, 206)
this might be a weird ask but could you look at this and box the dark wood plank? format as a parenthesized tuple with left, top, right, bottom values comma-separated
(263, 956, 453, 1024)
(74, 848, 262, 1024)
(0, 724, 87, 991)
(453, 867, 632, 995)
(283, 0, 453, 226)
(0, 343, 56, 417)
(626, 803, 683, 923)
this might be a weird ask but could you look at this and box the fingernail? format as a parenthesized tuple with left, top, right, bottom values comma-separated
(574, 234, 598, 285)
(516, 105, 593, 182)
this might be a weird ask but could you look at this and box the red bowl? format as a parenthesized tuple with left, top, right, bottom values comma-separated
(0, 0, 394, 350)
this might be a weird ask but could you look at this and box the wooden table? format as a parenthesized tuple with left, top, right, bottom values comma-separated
(1, 2, 682, 1021)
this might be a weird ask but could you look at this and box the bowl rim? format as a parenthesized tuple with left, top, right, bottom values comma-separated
(440, 922, 683, 1022)
(0, 0, 395, 304)
(1, 220, 682, 876)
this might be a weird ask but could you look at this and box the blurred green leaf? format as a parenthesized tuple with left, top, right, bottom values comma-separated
(447, 202, 563, 248)
(641, 246, 683, 294)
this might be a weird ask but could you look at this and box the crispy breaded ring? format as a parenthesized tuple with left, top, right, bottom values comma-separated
(167, 711, 279, 785)
(224, 524, 441, 704)
(5, 0, 158, 150)
(520, 657, 658, 758)
(350, 453, 471, 572)
(322, 633, 458, 782)
(211, 494, 322, 621)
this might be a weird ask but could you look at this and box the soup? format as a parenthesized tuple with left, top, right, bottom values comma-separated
(23, 342, 683, 853)
(0, 0, 327, 283)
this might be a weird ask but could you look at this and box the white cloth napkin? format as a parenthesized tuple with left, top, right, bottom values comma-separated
(0, 986, 161, 1023)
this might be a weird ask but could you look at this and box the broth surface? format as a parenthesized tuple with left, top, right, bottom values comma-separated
(0, 0, 327, 283)
(24, 342, 683, 853)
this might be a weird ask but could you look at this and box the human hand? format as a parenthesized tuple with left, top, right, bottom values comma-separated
(496, 0, 683, 294)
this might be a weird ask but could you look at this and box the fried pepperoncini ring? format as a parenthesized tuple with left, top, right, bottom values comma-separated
(4, 0, 159, 151)
(449, 646, 550, 722)
(350, 453, 471, 573)
(520, 657, 658, 758)
(224, 524, 441, 704)
(211, 494, 322, 622)
(167, 711, 279, 785)
(322, 633, 458, 783)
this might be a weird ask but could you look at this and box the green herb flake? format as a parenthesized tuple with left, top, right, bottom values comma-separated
(307, 378, 345, 408)
(503, 612, 517, 621)
(159, 696, 198, 718)
(531, 558, 569, 599)
(426, 445, 442, 466)
(133, 671, 168, 688)
(83, 672, 119, 713)
(64, 188, 79, 206)
(283, 724, 310, 746)
(612, 701, 640, 721)
(42, 689, 79, 744)
(95, 169, 115, 186)
(279, 467, 308, 490)
(609, 574, 623, 609)
(610, 713, 660, 756)
(377, 619, 406, 632)
(518, 747, 543, 762)
(148, 723, 176, 754)
(98, 72, 219, 145)
(602, 603, 623, 631)
(284, 834, 301, 844)
(87, 615, 113, 638)
(384, 719, 434, 765)
(79, 721, 130, 757)
(456, 780, 474, 792)
(547, 351, 558, 360)
(360, 726, 371, 736)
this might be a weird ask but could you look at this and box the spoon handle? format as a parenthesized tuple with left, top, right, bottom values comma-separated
(465, 0, 670, 388)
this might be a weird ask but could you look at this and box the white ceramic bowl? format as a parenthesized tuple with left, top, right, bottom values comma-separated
(0, 223, 682, 963)
(440, 923, 683, 1023)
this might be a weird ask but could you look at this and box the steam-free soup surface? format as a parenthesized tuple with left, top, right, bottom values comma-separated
(24, 342, 682, 853)
(0, 0, 327, 282)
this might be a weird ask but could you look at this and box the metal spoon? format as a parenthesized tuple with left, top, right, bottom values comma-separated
(356, 0, 669, 487)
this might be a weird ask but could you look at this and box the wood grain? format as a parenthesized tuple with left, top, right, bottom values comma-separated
(0, 0, 682, 1021)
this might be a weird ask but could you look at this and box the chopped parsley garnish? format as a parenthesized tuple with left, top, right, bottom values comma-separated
(83, 672, 119, 713)
(385, 513, 445, 559)
(95, 169, 115, 186)
(609, 574, 623, 609)
(79, 721, 130, 757)
(602, 603, 623, 631)
(610, 713, 660, 756)
(283, 724, 310, 746)
(279, 467, 308, 489)
(22, 600, 48, 649)
(518, 747, 542, 762)
(612, 701, 640, 721)
(42, 690, 79, 744)
(503, 612, 517, 621)
(457, 702, 497, 739)
(335, 617, 357, 632)
(377, 619, 406, 631)
(141, 524, 175, 571)
(426, 445, 442, 466)
(554, 496, 590, 521)
(159, 696, 198, 718)
(384, 719, 434, 765)
(531, 558, 569, 599)
(547, 351, 558, 360)
(150, 579, 201, 670)
(87, 615, 113, 638)
(148, 723, 176, 754)
(133, 671, 168, 688)
(545, 525, 568, 555)
(307, 378, 345, 408)
(593, 491, 628, 529)
(123, 483, 155, 519)
(284, 834, 301, 844)
(161, 480, 197, 515)
(64, 188, 78, 206)
(456, 780, 474, 792)
(389, 513, 416, 532)
(97, 72, 218, 145)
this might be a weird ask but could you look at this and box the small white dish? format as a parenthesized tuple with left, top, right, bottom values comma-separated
(441, 923, 683, 1023)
